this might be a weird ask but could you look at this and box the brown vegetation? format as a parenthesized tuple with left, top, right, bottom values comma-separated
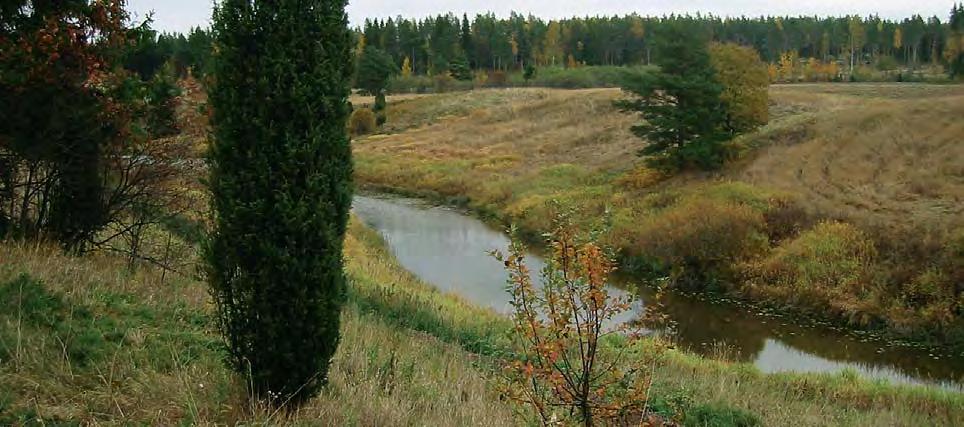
(353, 83, 964, 345)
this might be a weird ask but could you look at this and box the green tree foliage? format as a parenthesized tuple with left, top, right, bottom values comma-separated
(617, 22, 729, 171)
(0, 0, 180, 253)
(373, 93, 387, 127)
(206, 0, 354, 405)
(523, 64, 537, 83)
(140, 12, 961, 80)
(356, 46, 397, 95)
(448, 55, 473, 80)
(949, 4, 964, 78)
(145, 62, 181, 138)
(709, 43, 770, 134)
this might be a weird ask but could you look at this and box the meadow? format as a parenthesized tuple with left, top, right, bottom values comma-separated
(5, 217, 964, 425)
(352, 83, 964, 348)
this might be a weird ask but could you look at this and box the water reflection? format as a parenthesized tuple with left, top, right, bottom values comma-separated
(352, 195, 964, 390)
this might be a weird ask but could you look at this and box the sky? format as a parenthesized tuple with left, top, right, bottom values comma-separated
(126, 0, 955, 34)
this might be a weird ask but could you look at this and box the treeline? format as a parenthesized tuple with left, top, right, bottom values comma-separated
(137, 7, 964, 84)
(355, 9, 964, 77)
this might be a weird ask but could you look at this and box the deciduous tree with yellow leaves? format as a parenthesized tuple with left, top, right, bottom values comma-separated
(709, 43, 770, 134)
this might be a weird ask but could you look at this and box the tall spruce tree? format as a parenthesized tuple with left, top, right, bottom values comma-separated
(617, 21, 729, 171)
(206, 0, 354, 404)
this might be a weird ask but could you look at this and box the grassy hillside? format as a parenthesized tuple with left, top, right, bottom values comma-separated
(0, 223, 514, 425)
(353, 84, 964, 346)
(6, 82, 964, 425)
(5, 219, 964, 425)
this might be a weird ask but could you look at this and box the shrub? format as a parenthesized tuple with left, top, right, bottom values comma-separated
(388, 74, 433, 93)
(750, 222, 877, 304)
(485, 69, 508, 87)
(635, 198, 768, 289)
(615, 166, 666, 190)
(207, 0, 353, 405)
(684, 403, 761, 427)
(761, 195, 810, 243)
(876, 55, 899, 71)
(349, 108, 377, 136)
(496, 209, 655, 425)
(433, 72, 454, 92)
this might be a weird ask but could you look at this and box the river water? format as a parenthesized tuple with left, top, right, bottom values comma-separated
(352, 194, 964, 390)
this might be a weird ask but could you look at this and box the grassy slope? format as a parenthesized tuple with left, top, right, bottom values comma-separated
(352, 84, 964, 343)
(4, 221, 964, 425)
(356, 84, 964, 233)
(739, 84, 964, 231)
(0, 225, 514, 426)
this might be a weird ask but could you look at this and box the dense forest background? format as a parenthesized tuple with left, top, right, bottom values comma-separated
(130, 7, 964, 82)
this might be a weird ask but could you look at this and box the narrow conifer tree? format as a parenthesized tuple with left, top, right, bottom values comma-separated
(206, 0, 353, 404)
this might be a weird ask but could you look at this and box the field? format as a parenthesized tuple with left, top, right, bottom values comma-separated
(353, 83, 964, 346)
(5, 81, 963, 425)
(5, 218, 964, 425)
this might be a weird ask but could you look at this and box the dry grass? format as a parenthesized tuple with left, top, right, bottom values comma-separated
(740, 88, 964, 232)
(4, 219, 964, 425)
(353, 83, 964, 344)
(0, 225, 514, 426)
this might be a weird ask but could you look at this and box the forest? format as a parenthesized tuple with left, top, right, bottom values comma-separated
(138, 7, 964, 82)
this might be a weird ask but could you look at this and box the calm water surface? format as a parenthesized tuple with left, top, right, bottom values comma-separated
(353, 195, 964, 390)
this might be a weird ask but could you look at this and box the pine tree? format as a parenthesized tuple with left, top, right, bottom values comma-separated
(356, 47, 397, 95)
(206, 0, 354, 404)
(617, 21, 729, 171)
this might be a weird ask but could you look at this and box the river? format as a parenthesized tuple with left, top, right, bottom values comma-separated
(352, 194, 964, 390)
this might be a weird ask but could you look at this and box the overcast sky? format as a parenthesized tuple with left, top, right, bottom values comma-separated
(126, 0, 955, 34)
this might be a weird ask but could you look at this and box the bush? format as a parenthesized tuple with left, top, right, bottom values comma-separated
(635, 197, 768, 289)
(527, 65, 649, 88)
(485, 70, 508, 87)
(750, 221, 877, 303)
(497, 209, 654, 425)
(684, 403, 761, 427)
(388, 74, 433, 93)
(433, 73, 454, 92)
(615, 166, 666, 190)
(349, 108, 377, 136)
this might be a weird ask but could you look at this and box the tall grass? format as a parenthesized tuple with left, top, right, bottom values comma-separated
(3, 218, 964, 424)
(0, 231, 515, 425)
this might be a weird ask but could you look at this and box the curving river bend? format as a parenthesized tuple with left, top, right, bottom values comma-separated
(352, 194, 964, 391)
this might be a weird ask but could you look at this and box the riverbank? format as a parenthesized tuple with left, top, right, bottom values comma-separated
(5, 219, 964, 424)
(345, 216, 964, 425)
(353, 84, 964, 351)
(352, 194, 964, 389)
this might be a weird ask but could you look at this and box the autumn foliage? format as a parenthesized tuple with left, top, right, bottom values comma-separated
(495, 210, 657, 426)
(709, 43, 769, 133)
(0, 0, 189, 253)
